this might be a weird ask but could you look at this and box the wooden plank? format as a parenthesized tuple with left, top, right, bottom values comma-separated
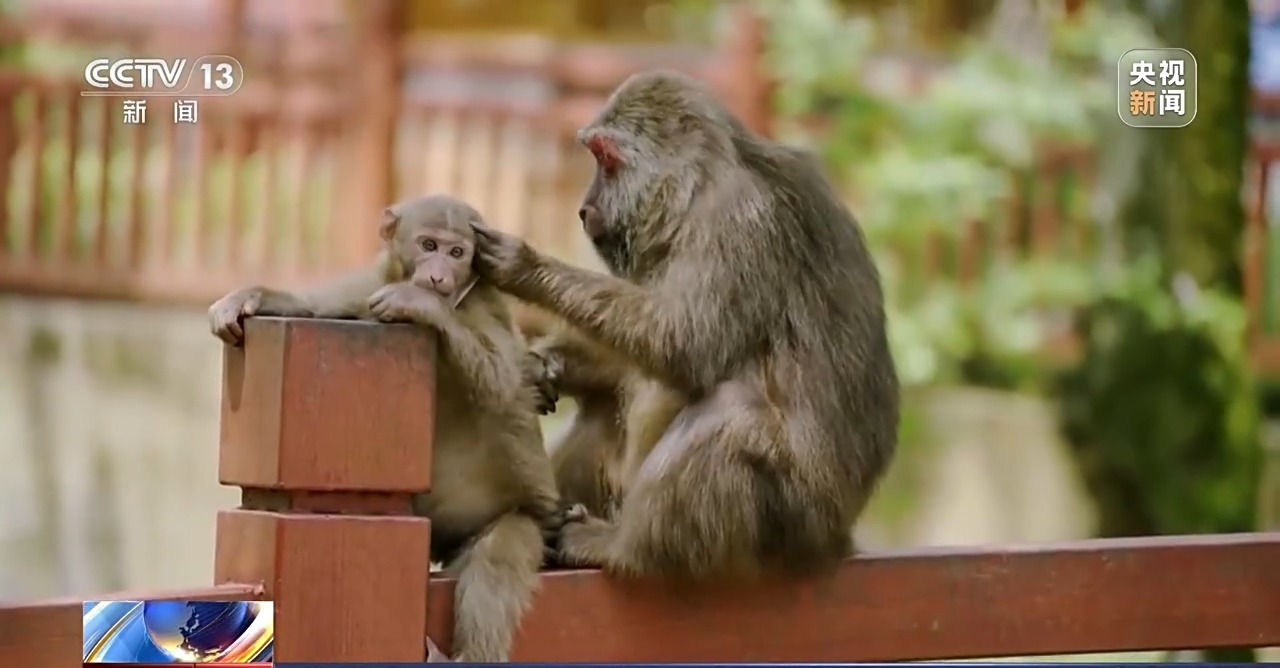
(0, 263, 335, 305)
(0, 598, 83, 668)
(428, 532, 1280, 662)
(0, 584, 263, 668)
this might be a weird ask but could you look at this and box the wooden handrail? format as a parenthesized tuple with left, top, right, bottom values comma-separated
(2, 317, 1278, 664)
(427, 532, 1280, 662)
(0, 583, 265, 668)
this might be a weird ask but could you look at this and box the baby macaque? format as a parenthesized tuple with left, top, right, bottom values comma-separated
(209, 195, 574, 662)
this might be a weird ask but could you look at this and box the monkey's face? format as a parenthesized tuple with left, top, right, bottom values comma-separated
(576, 131, 650, 276)
(397, 227, 474, 299)
(576, 103, 714, 277)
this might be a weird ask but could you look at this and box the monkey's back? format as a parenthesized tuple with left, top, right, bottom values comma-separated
(750, 144, 900, 514)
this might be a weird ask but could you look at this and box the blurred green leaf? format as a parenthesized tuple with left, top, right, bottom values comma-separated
(760, 0, 1152, 388)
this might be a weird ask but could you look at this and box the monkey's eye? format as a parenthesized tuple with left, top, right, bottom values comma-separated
(420, 239, 437, 252)
(449, 246, 464, 259)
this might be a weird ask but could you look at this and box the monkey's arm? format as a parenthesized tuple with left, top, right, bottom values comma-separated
(241, 287, 312, 317)
(242, 260, 387, 321)
(536, 332, 629, 396)
(212, 261, 385, 345)
(420, 308, 525, 408)
(366, 283, 524, 407)
(498, 255, 748, 393)
(290, 264, 386, 319)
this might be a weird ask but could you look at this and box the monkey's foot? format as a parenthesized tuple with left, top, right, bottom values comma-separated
(554, 516, 617, 568)
(425, 637, 455, 663)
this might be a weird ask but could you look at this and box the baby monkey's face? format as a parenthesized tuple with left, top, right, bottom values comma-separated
(398, 224, 474, 299)
(379, 196, 482, 302)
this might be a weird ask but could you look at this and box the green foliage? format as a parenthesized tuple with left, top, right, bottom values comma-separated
(1050, 0, 1261, 583)
(757, 0, 1262, 551)
(859, 389, 934, 539)
(1055, 260, 1261, 536)
(757, 0, 1152, 388)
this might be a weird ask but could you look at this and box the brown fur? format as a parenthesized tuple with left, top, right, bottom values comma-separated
(524, 327, 629, 520)
(471, 71, 900, 582)
(209, 195, 568, 661)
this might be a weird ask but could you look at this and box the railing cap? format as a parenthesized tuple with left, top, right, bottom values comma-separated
(219, 316, 436, 493)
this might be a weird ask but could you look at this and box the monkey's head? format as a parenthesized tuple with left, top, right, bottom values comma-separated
(576, 70, 741, 275)
(379, 195, 480, 304)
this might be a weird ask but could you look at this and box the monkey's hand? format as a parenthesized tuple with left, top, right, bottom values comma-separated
(208, 287, 264, 346)
(367, 282, 445, 326)
(469, 221, 540, 290)
(540, 502, 589, 567)
(522, 347, 564, 415)
(549, 514, 614, 569)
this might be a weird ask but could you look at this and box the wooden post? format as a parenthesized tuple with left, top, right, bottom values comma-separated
(722, 2, 773, 137)
(216, 0, 247, 51)
(214, 317, 435, 662)
(337, 0, 404, 267)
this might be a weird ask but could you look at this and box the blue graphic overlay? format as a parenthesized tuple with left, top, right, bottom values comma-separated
(83, 599, 274, 663)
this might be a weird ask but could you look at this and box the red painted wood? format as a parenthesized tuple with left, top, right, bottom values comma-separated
(429, 532, 1280, 662)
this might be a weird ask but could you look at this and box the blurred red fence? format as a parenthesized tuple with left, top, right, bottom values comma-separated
(1, 3, 1279, 371)
(0, 2, 769, 301)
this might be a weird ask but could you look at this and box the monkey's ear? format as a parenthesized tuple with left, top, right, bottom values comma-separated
(378, 208, 399, 242)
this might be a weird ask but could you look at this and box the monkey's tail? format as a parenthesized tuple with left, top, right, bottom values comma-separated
(448, 512, 544, 663)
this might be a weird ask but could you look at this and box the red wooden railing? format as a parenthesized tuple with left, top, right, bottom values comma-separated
(0, 316, 1277, 665)
(5, 6, 1280, 370)
(0, 3, 768, 300)
(1248, 130, 1280, 368)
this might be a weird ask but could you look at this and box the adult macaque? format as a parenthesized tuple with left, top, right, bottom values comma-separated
(209, 195, 575, 662)
(470, 71, 900, 582)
